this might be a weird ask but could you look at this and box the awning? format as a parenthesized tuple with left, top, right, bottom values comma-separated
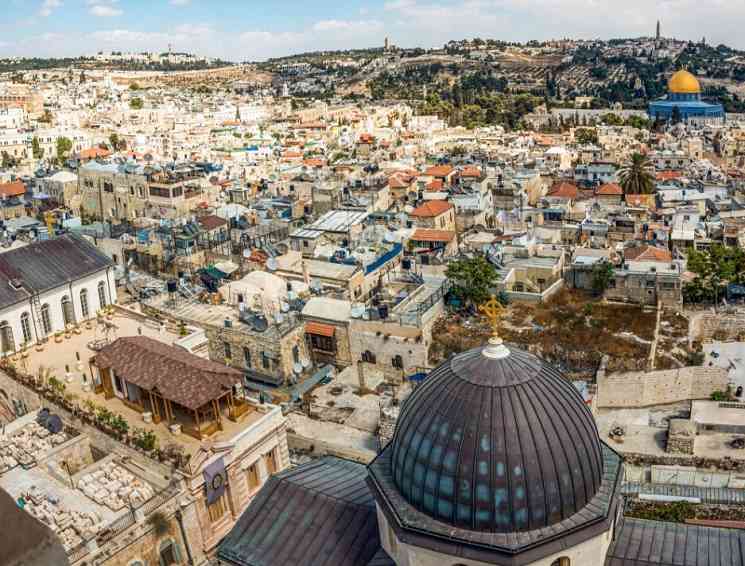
(305, 321, 335, 337)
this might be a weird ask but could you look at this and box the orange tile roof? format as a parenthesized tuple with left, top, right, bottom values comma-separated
(305, 321, 336, 337)
(388, 173, 414, 189)
(426, 179, 444, 191)
(596, 183, 623, 196)
(625, 194, 656, 209)
(548, 181, 579, 199)
(0, 180, 25, 198)
(79, 147, 111, 160)
(424, 165, 454, 178)
(411, 229, 455, 242)
(657, 170, 682, 181)
(624, 245, 672, 263)
(410, 200, 453, 217)
(303, 158, 325, 168)
(460, 166, 482, 178)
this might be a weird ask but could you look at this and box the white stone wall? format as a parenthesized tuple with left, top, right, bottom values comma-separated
(596, 366, 729, 408)
(0, 267, 115, 351)
(377, 504, 615, 566)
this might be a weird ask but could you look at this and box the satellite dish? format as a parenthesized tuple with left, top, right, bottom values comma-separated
(293, 362, 303, 374)
(301, 358, 311, 369)
(242, 249, 251, 258)
(275, 313, 285, 324)
(266, 258, 278, 271)
(280, 301, 289, 312)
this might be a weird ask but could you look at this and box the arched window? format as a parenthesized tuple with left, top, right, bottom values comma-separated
(392, 355, 403, 369)
(0, 321, 15, 354)
(40, 304, 51, 335)
(61, 296, 74, 326)
(551, 558, 571, 566)
(361, 350, 376, 364)
(20, 312, 32, 344)
(80, 289, 89, 319)
(98, 281, 108, 309)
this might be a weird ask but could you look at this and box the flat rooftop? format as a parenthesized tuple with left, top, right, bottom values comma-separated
(22, 307, 274, 458)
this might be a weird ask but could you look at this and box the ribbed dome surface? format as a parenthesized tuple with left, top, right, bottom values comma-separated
(390, 345, 604, 533)
(668, 69, 700, 94)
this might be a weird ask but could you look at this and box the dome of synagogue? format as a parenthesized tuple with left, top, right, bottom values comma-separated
(389, 341, 604, 533)
(668, 69, 701, 94)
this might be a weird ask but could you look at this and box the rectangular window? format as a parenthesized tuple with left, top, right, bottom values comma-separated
(261, 352, 270, 370)
(224, 341, 232, 360)
(264, 450, 278, 475)
(243, 347, 252, 368)
(207, 492, 228, 523)
(310, 334, 334, 352)
(246, 462, 260, 492)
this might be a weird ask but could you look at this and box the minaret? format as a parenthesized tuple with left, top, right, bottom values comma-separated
(656, 20, 660, 42)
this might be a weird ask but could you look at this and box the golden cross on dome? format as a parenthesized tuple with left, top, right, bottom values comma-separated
(479, 295, 505, 339)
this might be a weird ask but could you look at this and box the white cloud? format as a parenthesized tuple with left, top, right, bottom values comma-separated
(312, 19, 382, 33)
(39, 0, 61, 17)
(88, 0, 123, 17)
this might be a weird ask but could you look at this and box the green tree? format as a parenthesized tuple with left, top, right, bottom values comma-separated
(445, 256, 499, 308)
(109, 133, 126, 151)
(1, 151, 16, 169)
(601, 113, 623, 126)
(575, 127, 598, 145)
(56, 137, 73, 162)
(38, 109, 53, 123)
(129, 97, 144, 110)
(591, 261, 615, 296)
(31, 136, 43, 159)
(619, 152, 656, 194)
(683, 245, 745, 304)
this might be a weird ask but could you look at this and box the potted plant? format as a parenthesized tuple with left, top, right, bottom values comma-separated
(110, 414, 129, 439)
(54, 331, 64, 344)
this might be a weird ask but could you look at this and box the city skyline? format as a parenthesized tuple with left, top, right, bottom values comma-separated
(2, 0, 745, 62)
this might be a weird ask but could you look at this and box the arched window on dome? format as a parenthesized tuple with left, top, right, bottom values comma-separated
(551, 558, 570, 566)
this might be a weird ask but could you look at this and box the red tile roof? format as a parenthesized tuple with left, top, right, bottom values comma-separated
(596, 183, 623, 196)
(460, 166, 482, 178)
(388, 173, 414, 190)
(425, 179, 444, 192)
(79, 147, 111, 160)
(657, 170, 682, 181)
(411, 229, 455, 242)
(424, 165, 454, 178)
(0, 180, 25, 198)
(624, 245, 672, 263)
(548, 181, 579, 199)
(410, 200, 453, 217)
(305, 322, 335, 337)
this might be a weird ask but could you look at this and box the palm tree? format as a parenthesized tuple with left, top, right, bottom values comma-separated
(618, 152, 656, 195)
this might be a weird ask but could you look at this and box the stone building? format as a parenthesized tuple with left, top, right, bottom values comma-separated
(218, 337, 745, 565)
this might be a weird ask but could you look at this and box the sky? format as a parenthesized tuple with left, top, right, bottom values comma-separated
(1, 0, 744, 62)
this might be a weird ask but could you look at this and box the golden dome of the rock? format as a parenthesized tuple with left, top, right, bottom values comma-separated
(668, 69, 701, 94)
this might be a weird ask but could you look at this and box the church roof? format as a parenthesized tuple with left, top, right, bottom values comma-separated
(218, 457, 393, 566)
(668, 70, 701, 94)
(383, 343, 606, 534)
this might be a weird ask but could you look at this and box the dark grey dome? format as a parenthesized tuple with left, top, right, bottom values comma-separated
(390, 343, 604, 533)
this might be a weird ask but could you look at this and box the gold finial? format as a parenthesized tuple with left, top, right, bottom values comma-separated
(479, 295, 505, 342)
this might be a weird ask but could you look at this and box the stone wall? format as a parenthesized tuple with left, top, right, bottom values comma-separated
(696, 310, 745, 341)
(596, 366, 729, 408)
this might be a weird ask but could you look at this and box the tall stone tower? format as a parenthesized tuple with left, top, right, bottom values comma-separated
(656, 20, 661, 41)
